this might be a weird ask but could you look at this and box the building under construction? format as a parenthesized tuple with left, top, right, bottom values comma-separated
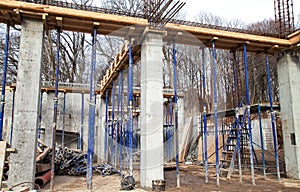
(0, 0, 299, 191)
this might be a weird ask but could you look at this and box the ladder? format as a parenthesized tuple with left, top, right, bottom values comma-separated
(0, 141, 16, 189)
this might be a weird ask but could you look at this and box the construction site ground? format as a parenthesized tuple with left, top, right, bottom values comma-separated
(41, 164, 300, 192)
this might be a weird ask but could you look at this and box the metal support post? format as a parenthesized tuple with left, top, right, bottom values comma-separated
(79, 92, 84, 150)
(243, 44, 255, 185)
(111, 81, 115, 165)
(9, 89, 15, 146)
(50, 26, 61, 192)
(0, 23, 10, 140)
(169, 99, 173, 161)
(201, 48, 208, 183)
(62, 92, 66, 147)
(128, 38, 134, 177)
(232, 51, 242, 182)
(265, 54, 281, 181)
(87, 26, 97, 191)
(211, 40, 219, 186)
(38, 92, 43, 141)
(105, 89, 109, 162)
(119, 71, 124, 174)
(173, 41, 180, 187)
(116, 71, 122, 170)
(258, 102, 266, 179)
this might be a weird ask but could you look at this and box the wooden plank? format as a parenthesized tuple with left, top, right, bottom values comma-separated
(6, 148, 16, 153)
(179, 118, 193, 162)
(0, 141, 7, 188)
(36, 163, 51, 174)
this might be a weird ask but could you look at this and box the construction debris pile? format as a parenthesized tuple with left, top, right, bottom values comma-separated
(34, 142, 120, 188)
(55, 146, 118, 176)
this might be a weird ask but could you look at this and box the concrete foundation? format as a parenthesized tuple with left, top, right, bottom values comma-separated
(140, 30, 164, 188)
(277, 53, 300, 179)
(8, 19, 44, 187)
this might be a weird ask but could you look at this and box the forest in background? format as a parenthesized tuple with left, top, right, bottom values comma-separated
(0, 0, 299, 115)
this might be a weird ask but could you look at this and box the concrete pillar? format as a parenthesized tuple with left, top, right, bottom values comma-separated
(178, 96, 185, 156)
(8, 19, 44, 187)
(277, 53, 300, 179)
(43, 92, 55, 147)
(96, 96, 106, 162)
(140, 29, 164, 188)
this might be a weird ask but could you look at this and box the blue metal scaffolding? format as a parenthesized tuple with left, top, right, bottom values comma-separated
(211, 39, 220, 186)
(265, 53, 281, 181)
(173, 41, 180, 187)
(86, 26, 97, 191)
(50, 26, 61, 192)
(128, 39, 134, 177)
(79, 92, 84, 151)
(243, 44, 255, 185)
(201, 48, 208, 183)
(62, 92, 66, 147)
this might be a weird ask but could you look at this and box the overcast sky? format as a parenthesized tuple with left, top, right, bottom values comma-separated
(183, 0, 300, 25)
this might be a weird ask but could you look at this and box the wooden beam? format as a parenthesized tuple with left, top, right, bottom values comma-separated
(0, 0, 296, 51)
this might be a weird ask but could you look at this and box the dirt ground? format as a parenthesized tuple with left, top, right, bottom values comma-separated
(41, 164, 300, 192)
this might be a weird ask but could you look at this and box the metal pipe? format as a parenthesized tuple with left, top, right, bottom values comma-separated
(38, 91, 43, 142)
(165, 101, 169, 160)
(258, 102, 266, 179)
(211, 40, 219, 186)
(243, 44, 255, 185)
(169, 99, 173, 161)
(265, 53, 281, 181)
(116, 71, 122, 170)
(35, 170, 51, 188)
(119, 71, 124, 174)
(9, 89, 15, 146)
(79, 92, 84, 151)
(86, 26, 97, 191)
(62, 92, 66, 147)
(50, 26, 61, 192)
(105, 89, 109, 162)
(111, 81, 115, 165)
(201, 48, 208, 183)
(232, 51, 242, 182)
(173, 41, 180, 187)
(0, 23, 10, 140)
(128, 38, 134, 176)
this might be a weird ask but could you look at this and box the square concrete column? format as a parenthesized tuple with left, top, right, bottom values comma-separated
(140, 29, 164, 188)
(178, 96, 185, 157)
(8, 18, 44, 187)
(277, 53, 300, 179)
(96, 97, 106, 162)
(43, 92, 55, 147)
